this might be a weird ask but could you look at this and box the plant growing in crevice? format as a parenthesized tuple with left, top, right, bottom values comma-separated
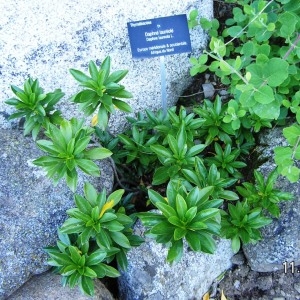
(45, 182, 144, 295)
(236, 168, 294, 217)
(33, 118, 112, 192)
(139, 180, 222, 262)
(220, 200, 273, 253)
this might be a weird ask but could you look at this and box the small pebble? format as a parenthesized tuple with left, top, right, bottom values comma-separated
(202, 83, 215, 99)
(257, 275, 273, 291)
(231, 253, 246, 265)
(234, 280, 240, 290)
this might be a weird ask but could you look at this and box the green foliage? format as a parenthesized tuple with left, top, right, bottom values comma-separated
(45, 182, 143, 295)
(150, 124, 206, 185)
(45, 233, 119, 296)
(139, 181, 222, 262)
(33, 118, 112, 192)
(182, 157, 239, 201)
(193, 96, 236, 145)
(70, 56, 133, 130)
(204, 142, 247, 178)
(5, 78, 64, 140)
(220, 201, 272, 253)
(274, 123, 300, 182)
(236, 169, 294, 217)
(188, 0, 300, 182)
(118, 125, 159, 176)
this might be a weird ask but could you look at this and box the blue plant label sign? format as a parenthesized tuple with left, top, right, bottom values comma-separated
(127, 14, 192, 59)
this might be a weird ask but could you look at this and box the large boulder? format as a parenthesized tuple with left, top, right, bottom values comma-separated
(0, 129, 113, 299)
(118, 220, 234, 300)
(0, 0, 213, 132)
(8, 271, 114, 300)
(243, 126, 300, 272)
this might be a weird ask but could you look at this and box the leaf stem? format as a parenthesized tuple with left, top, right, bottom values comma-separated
(283, 33, 300, 60)
(292, 135, 300, 160)
(224, 0, 275, 47)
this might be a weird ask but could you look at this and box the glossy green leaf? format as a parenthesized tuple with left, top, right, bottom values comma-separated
(167, 239, 183, 263)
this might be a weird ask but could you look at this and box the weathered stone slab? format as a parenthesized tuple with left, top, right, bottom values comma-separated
(0, 129, 113, 299)
(0, 0, 213, 132)
(118, 220, 234, 300)
(8, 271, 114, 300)
(243, 126, 300, 272)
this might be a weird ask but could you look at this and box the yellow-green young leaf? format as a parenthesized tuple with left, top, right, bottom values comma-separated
(99, 200, 114, 218)
(107, 189, 125, 207)
(91, 114, 98, 126)
(245, 72, 251, 82)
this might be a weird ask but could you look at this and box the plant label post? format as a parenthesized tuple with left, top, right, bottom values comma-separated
(127, 14, 192, 116)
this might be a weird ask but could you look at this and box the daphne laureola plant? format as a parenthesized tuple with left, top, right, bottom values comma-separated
(5, 0, 299, 295)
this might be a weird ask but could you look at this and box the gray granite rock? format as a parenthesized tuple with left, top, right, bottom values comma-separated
(0, 129, 113, 299)
(118, 220, 234, 300)
(243, 126, 300, 272)
(0, 0, 213, 132)
(7, 271, 114, 300)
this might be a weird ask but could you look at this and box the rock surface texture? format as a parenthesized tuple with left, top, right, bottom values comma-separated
(243, 126, 300, 272)
(0, 0, 212, 132)
(7, 271, 114, 300)
(118, 220, 234, 300)
(0, 129, 113, 299)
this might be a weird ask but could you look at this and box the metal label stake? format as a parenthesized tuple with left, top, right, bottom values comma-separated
(160, 56, 167, 117)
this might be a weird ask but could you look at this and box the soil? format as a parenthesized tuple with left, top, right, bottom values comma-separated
(211, 250, 300, 300)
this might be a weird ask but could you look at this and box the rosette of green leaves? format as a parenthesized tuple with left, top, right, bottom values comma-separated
(154, 106, 203, 147)
(194, 97, 235, 145)
(220, 201, 272, 253)
(45, 231, 120, 296)
(138, 181, 222, 263)
(70, 56, 133, 130)
(117, 125, 159, 176)
(33, 118, 112, 192)
(236, 169, 293, 218)
(204, 142, 247, 178)
(182, 156, 239, 201)
(5, 78, 64, 140)
(150, 124, 206, 185)
(59, 182, 143, 270)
